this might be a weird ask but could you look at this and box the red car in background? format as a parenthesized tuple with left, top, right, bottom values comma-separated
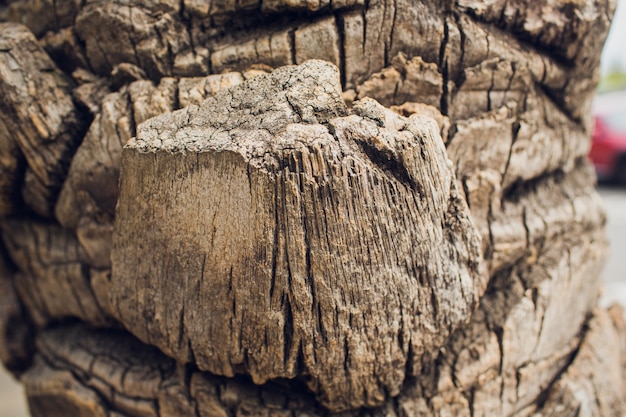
(589, 91, 626, 183)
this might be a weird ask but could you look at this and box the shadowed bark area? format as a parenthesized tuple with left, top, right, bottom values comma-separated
(0, 0, 623, 416)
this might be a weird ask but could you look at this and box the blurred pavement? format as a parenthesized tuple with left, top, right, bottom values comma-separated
(599, 185, 626, 306)
(0, 369, 27, 417)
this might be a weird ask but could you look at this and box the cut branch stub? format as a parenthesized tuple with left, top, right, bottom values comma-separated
(111, 60, 485, 412)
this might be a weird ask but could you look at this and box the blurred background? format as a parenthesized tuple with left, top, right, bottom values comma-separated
(594, 0, 626, 307)
(1, 1, 626, 416)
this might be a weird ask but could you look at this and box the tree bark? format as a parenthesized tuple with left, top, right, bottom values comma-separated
(0, 0, 623, 416)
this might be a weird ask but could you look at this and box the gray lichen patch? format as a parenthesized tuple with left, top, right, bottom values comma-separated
(128, 60, 347, 154)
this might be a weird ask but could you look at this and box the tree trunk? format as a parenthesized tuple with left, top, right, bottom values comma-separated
(0, 0, 623, 416)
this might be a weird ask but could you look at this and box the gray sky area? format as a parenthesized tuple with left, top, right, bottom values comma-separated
(602, 0, 626, 74)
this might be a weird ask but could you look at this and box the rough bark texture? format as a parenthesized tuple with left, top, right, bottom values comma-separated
(112, 61, 484, 412)
(0, 0, 623, 416)
(0, 22, 88, 217)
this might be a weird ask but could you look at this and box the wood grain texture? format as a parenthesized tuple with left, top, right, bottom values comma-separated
(111, 61, 484, 412)
(20, 300, 626, 417)
(56, 71, 266, 270)
(0, 23, 87, 217)
(0, 219, 108, 327)
(533, 307, 626, 417)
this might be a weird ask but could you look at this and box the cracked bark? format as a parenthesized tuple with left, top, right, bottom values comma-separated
(0, 22, 88, 217)
(0, 0, 624, 416)
(111, 61, 484, 412)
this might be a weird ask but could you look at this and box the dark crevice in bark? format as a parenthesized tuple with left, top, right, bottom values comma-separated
(460, 8, 576, 69)
(289, 28, 297, 65)
(334, 12, 346, 89)
(519, 205, 535, 268)
(37, 351, 119, 413)
(208, 6, 361, 41)
(0, 242, 35, 376)
(531, 315, 592, 411)
(502, 167, 566, 203)
(1, 314, 35, 375)
(536, 81, 582, 125)
(388, 0, 397, 67)
(355, 140, 416, 191)
(67, 264, 90, 320)
(439, 15, 450, 117)
(467, 386, 475, 417)
(501, 119, 520, 185)
(452, 11, 466, 86)
(124, 89, 138, 141)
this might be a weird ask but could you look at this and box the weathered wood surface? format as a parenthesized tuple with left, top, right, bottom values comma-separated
(55, 71, 266, 269)
(20, 303, 626, 417)
(111, 60, 484, 411)
(1, 219, 109, 327)
(535, 306, 626, 416)
(0, 22, 87, 217)
(0, 0, 622, 416)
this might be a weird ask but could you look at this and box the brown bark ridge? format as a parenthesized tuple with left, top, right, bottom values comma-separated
(0, 0, 622, 416)
(0, 22, 88, 217)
